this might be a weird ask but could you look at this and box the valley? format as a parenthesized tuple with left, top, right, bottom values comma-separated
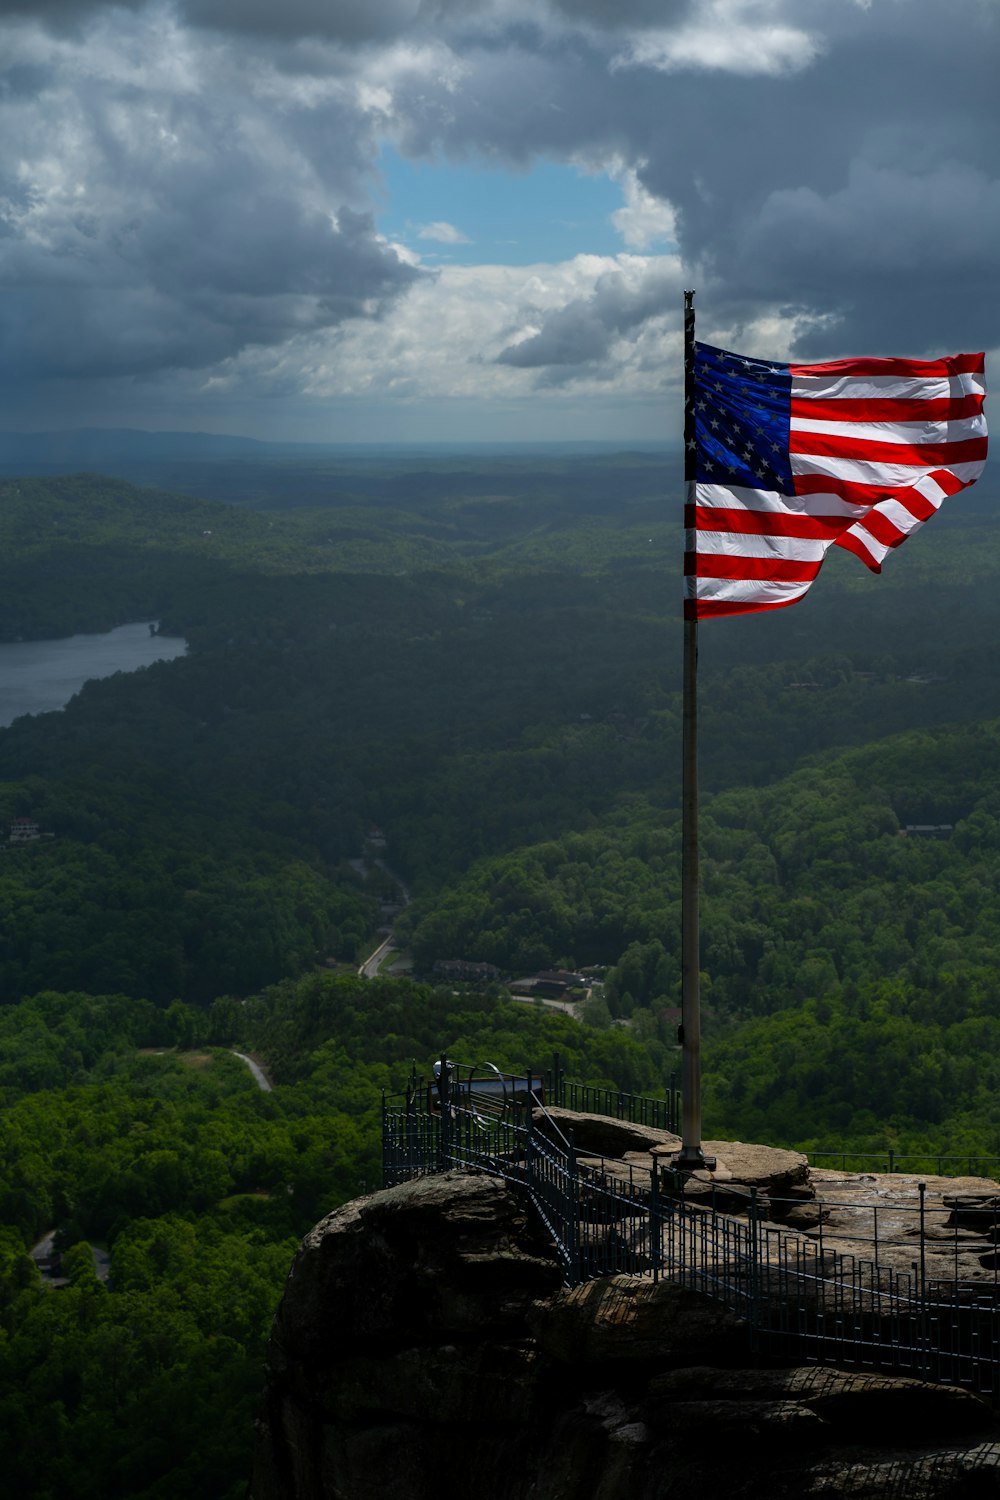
(2, 452, 1000, 1496)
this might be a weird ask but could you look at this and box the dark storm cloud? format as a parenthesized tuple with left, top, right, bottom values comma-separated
(653, 10, 1000, 356)
(0, 0, 146, 29)
(0, 0, 491, 45)
(180, 0, 491, 44)
(548, 0, 693, 27)
(3, 207, 418, 380)
(0, 0, 124, 13)
(181, 0, 693, 45)
(0, 40, 421, 384)
(0, 0, 703, 48)
(388, 0, 1000, 360)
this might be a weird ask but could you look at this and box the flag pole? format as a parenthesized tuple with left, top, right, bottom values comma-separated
(674, 289, 715, 1173)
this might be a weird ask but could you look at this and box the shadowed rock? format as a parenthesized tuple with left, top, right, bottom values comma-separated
(250, 1169, 1000, 1500)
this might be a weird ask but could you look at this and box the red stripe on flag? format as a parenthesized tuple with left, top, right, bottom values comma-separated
(834, 530, 883, 573)
(793, 474, 900, 505)
(792, 394, 984, 423)
(788, 432, 987, 466)
(855, 511, 910, 546)
(685, 597, 802, 620)
(685, 553, 823, 583)
(688, 505, 854, 540)
(790, 353, 985, 379)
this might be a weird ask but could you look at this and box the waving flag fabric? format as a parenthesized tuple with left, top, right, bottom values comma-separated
(685, 342, 987, 619)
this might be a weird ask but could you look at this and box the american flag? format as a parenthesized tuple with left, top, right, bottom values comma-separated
(685, 342, 988, 619)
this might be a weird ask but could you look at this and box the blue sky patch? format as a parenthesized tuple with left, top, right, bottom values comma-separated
(376, 148, 627, 265)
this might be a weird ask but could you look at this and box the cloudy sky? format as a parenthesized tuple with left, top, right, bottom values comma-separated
(0, 0, 996, 442)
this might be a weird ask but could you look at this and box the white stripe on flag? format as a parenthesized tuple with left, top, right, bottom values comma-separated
(790, 454, 975, 488)
(791, 415, 984, 444)
(694, 483, 865, 519)
(687, 575, 815, 608)
(791, 371, 987, 401)
(692, 530, 828, 562)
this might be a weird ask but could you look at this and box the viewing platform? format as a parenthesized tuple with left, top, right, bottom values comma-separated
(383, 1059, 1000, 1401)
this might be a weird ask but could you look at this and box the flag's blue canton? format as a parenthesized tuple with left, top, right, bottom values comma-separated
(693, 342, 793, 492)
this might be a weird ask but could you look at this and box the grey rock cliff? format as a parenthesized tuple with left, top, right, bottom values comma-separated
(250, 1169, 1000, 1500)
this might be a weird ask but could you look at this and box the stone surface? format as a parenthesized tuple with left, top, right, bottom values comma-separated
(667, 1139, 812, 1221)
(806, 1169, 1000, 1283)
(250, 1169, 1000, 1500)
(536, 1111, 814, 1223)
(534, 1107, 681, 1159)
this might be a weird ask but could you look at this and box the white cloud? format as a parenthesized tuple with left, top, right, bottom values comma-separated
(194, 247, 814, 438)
(204, 252, 692, 407)
(611, 166, 677, 251)
(616, 1, 821, 76)
(416, 220, 471, 243)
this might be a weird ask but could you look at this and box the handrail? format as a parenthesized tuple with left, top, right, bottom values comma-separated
(807, 1148, 1000, 1177)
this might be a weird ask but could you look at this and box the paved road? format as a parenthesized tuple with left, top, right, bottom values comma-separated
(356, 856, 410, 978)
(232, 1050, 273, 1092)
(358, 934, 394, 979)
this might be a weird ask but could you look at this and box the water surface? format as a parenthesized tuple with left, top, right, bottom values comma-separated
(0, 622, 187, 728)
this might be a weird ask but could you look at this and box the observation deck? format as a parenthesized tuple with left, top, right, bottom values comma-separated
(382, 1057, 1000, 1401)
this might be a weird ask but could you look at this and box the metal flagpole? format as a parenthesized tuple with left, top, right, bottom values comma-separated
(674, 289, 715, 1173)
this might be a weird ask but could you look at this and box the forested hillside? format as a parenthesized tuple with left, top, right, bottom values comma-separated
(2, 455, 1000, 1497)
(0, 979, 658, 1499)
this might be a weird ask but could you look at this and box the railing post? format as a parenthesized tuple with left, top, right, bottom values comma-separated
(873, 1204, 879, 1274)
(380, 1087, 388, 1187)
(749, 1185, 760, 1346)
(818, 1200, 824, 1275)
(567, 1132, 581, 1285)
(405, 1069, 418, 1174)
(438, 1053, 451, 1171)
(917, 1181, 929, 1382)
(649, 1162, 662, 1284)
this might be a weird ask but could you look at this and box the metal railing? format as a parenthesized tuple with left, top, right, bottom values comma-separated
(381, 1065, 1000, 1400)
(808, 1148, 1000, 1178)
(551, 1075, 681, 1135)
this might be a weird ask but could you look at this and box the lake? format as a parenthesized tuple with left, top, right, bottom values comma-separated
(0, 622, 188, 729)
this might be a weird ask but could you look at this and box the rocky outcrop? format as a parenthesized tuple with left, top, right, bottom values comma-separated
(536, 1108, 821, 1229)
(250, 1169, 1000, 1500)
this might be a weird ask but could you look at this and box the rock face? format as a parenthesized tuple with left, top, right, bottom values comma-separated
(250, 1169, 1000, 1500)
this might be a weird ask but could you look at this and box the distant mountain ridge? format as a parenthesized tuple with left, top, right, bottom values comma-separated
(0, 428, 323, 464)
(0, 429, 678, 468)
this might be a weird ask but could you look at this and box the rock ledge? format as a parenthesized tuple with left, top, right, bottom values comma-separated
(250, 1170, 1000, 1500)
